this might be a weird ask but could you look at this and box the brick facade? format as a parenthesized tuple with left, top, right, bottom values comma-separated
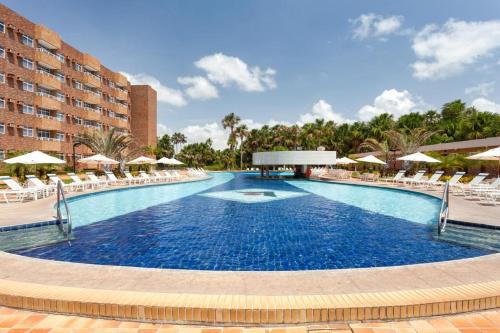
(0, 4, 157, 161)
(130, 85, 157, 147)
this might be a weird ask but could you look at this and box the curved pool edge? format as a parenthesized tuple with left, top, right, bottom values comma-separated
(0, 251, 499, 324)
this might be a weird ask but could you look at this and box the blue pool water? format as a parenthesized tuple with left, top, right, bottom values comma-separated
(15, 172, 488, 271)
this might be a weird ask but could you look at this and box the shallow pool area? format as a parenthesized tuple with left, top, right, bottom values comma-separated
(14, 172, 489, 271)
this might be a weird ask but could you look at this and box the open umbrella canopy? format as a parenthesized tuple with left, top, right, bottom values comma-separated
(397, 152, 441, 163)
(126, 156, 157, 165)
(78, 154, 119, 165)
(156, 157, 172, 164)
(356, 155, 386, 165)
(169, 158, 184, 165)
(4, 151, 65, 165)
(466, 146, 500, 161)
(336, 157, 358, 165)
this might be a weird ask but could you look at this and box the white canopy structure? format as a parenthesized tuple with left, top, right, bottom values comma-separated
(156, 157, 171, 164)
(397, 152, 441, 163)
(356, 155, 386, 165)
(467, 146, 500, 176)
(336, 157, 358, 165)
(253, 151, 337, 166)
(78, 154, 119, 165)
(126, 156, 156, 165)
(169, 158, 184, 165)
(4, 151, 65, 165)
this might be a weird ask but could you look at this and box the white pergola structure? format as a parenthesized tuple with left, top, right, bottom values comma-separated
(252, 151, 337, 177)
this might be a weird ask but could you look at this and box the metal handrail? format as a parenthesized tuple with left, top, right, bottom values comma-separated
(437, 181, 450, 235)
(56, 180, 72, 239)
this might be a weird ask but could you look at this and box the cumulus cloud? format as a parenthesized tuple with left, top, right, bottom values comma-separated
(358, 89, 425, 121)
(157, 123, 172, 137)
(121, 72, 187, 107)
(298, 100, 353, 125)
(411, 19, 500, 80)
(180, 122, 229, 150)
(240, 118, 293, 130)
(465, 82, 495, 97)
(471, 97, 500, 113)
(350, 13, 404, 40)
(177, 76, 219, 100)
(195, 53, 277, 92)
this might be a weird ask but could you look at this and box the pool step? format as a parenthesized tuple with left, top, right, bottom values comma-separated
(435, 222, 500, 252)
(0, 221, 71, 251)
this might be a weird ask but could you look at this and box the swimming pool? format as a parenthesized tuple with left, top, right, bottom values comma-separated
(15, 172, 489, 271)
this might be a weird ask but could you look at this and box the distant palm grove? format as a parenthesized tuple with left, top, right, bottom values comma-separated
(154, 100, 500, 169)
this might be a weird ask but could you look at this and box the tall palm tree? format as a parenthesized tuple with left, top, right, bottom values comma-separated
(171, 132, 187, 154)
(76, 128, 137, 161)
(221, 113, 241, 168)
(359, 138, 391, 164)
(235, 124, 249, 169)
(384, 128, 437, 155)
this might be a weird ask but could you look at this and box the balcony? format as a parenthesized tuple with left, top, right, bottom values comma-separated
(83, 91, 101, 104)
(39, 139, 62, 152)
(35, 70, 61, 91)
(82, 53, 100, 72)
(85, 109, 101, 121)
(82, 72, 101, 88)
(35, 25, 61, 49)
(113, 72, 128, 87)
(117, 118, 128, 127)
(35, 93, 62, 110)
(37, 114, 63, 131)
(116, 103, 128, 113)
(35, 48, 62, 70)
(114, 88, 128, 101)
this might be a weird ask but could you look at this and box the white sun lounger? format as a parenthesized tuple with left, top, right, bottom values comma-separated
(25, 175, 56, 198)
(67, 173, 98, 189)
(382, 170, 406, 183)
(104, 171, 128, 186)
(124, 171, 143, 184)
(0, 176, 39, 203)
(48, 173, 84, 192)
(416, 170, 444, 187)
(400, 170, 426, 186)
(433, 171, 466, 189)
(452, 173, 489, 195)
(85, 172, 108, 188)
(139, 170, 155, 183)
(468, 178, 500, 199)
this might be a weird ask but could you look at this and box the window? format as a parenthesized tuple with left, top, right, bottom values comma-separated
(74, 117, 82, 125)
(55, 132, 65, 141)
(74, 99, 82, 108)
(22, 81, 34, 92)
(22, 58, 33, 70)
(0, 150, 4, 161)
(22, 127, 33, 137)
(74, 80, 83, 90)
(55, 53, 65, 63)
(74, 63, 82, 72)
(0, 97, 4, 108)
(22, 104, 34, 114)
(37, 108, 50, 117)
(0, 72, 4, 84)
(37, 129, 49, 139)
(0, 21, 4, 33)
(55, 112, 64, 121)
(0, 122, 4, 134)
(22, 35, 34, 47)
(55, 72, 65, 82)
(55, 92, 65, 102)
(0, 47, 4, 58)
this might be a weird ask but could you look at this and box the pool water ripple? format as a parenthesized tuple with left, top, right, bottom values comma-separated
(15, 172, 489, 271)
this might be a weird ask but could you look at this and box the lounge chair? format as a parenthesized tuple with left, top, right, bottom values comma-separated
(153, 171, 168, 182)
(104, 171, 128, 186)
(85, 172, 108, 188)
(48, 173, 84, 192)
(382, 170, 406, 183)
(170, 170, 182, 179)
(480, 189, 500, 205)
(0, 176, 39, 203)
(468, 178, 500, 199)
(124, 171, 143, 184)
(415, 170, 444, 187)
(139, 170, 155, 183)
(452, 173, 489, 195)
(400, 170, 426, 186)
(25, 175, 56, 197)
(67, 173, 98, 189)
(432, 171, 466, 189)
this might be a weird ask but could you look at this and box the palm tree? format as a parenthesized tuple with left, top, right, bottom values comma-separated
(235, 124, 249, 169)
(171, 132, 187, 154)
(221, 113, 241, 168)
(384, 128, 437, 155)
(76, 128, 137, 161)
(359, 138, 391, 164)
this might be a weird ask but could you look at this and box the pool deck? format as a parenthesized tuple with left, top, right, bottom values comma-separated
(0, 175, 499, 325)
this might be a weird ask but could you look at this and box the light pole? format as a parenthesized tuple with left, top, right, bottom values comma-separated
(72, 142, 82, 173)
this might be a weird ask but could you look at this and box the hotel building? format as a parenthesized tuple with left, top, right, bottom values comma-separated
(0, 4, 157, 162)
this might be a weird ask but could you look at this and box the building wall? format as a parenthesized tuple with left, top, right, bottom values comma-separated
(0, 4, 156, 161)
(130, 85, 157, 148)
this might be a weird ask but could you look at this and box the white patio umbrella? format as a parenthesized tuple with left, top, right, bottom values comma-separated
(397, 152, 441, 163)
(168, 158, 184, 165)
(4, 151, 65, 165)
(78, 154, 119, 170)
(356, 155, 386, 165)
(336, 157, 358, 165)
(467, 146, 500, 176)
(126, 156, 156, 165)
(156, 157, 171, 164)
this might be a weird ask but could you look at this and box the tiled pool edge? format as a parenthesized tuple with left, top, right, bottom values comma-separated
(0, 278, 498, 325)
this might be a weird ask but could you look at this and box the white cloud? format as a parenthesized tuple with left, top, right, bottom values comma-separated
(358, 89, 424, 121)
(120, 72, 187, 107)
(240, 118, 292, 130)
(298, 100, 353, 125)
(195, 53, 277, 92)
(471, 97, 500, 113)
(180, 122, 229, 150)
(412, 19, 500, 80)
(177, 76, 219, 100)
(157, 123, 172, 137)
(351, 14, 404, 40)
(465, 82, 495, 97)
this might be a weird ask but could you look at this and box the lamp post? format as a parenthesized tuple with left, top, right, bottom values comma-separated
(72, 142, 82, 173)
(390, 148, 397, 171)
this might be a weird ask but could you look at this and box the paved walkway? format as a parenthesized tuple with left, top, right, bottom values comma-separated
(0, 306, 499, 332)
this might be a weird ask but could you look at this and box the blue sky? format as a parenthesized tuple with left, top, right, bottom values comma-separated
(5, 0, 500, 148)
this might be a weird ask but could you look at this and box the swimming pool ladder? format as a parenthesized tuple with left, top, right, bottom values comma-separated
(56, 180, 72, 239)
(437, 181, 450, 235)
